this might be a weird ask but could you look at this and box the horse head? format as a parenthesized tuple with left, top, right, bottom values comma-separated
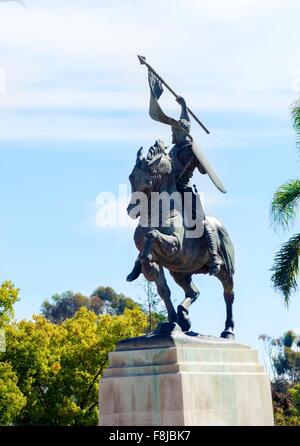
(127, 140, 173, 218)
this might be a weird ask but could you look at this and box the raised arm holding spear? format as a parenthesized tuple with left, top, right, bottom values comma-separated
(137, 55, 226, 194)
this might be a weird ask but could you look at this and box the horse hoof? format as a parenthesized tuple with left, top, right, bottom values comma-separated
(220, 329, 235, 340)
(154, 322, 182, 335)
(177, 305, 192, 332)
(179, 319, 191, 332)
(126, 268, 141, 282)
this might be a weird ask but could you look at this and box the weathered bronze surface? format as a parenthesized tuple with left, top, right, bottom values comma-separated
(126, 59, 235, 339)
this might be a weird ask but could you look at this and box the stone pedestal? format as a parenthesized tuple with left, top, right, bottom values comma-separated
(99, 329, 274, 426)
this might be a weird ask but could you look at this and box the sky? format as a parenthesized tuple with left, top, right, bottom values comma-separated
(0, 0, 300, 370)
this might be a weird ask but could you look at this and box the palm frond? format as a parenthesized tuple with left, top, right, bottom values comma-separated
(270, 180, 300, 231)
(291, 100, 300, 149)
(271, 233, 300, 307)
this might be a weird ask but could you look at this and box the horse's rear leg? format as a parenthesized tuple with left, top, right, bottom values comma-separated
(170, 271, 199, 332)
(216, 268, 235, 339)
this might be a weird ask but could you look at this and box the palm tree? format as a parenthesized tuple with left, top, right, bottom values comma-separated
(270, 100, 300, 306)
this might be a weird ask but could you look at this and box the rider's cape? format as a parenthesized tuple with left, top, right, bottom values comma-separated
(148, 70, 227, 194)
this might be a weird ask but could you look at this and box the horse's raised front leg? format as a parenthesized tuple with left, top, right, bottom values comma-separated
(140, 229, 181, 263)
(128, 229, 181, 283)
(216, 267, 235, 339)
(170, 271, 200, 332)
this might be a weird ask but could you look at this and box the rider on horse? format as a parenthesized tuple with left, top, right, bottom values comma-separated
(127, 93, 223, 282)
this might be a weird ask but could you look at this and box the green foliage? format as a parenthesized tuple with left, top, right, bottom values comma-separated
(273, 408, 300, 426)
(260, 330, 300, 382)
(41, 291, 104, 324)
(289, 384, 300, 416)
(41, 287, 140, 324)
(273, 379, 300, 425)
(91, 286, 140, 315)
(273, 349, 300, 383)
(291, 100, 300, 148)
(0, 362, 26, 425)
(271, 180, 300, 231)
(260, 331, 300, 425)
(271, 234, 300, 306)
(0, 281, 19, 328)
(270, 99, 300, 305)
(282, 330, 298, 348)
(1, 307, 147, 425)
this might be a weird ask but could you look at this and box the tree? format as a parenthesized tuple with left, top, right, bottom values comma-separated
(0, 362, 26, 425)
(259, 330, 300, 425)
(290, 384, 300, 416)
(90, 286, 140, 315)
(1, 307, 147, 425)
(40, 291, 104, 324)
(0, 281, 25, 425)
(138, 278, 167, 333)
(270, 100, 300, 305)
(0, 281, 19, 328)
(41, 287, 139, 324)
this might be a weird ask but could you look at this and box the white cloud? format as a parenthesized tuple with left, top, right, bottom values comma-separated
(0, 0, 299, 142)
(0, 108, 293, 147)
(184, 0, 285, 20)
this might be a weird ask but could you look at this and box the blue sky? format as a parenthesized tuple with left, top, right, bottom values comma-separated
(0, 0, 300, 369)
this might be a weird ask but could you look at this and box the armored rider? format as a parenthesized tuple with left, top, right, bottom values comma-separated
(127, 91, 224, 282)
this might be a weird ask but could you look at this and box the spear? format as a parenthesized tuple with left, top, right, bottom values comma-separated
(137, 55, 210, 135)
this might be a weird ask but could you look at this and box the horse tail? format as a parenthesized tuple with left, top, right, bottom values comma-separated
(207, 216, 235, 276)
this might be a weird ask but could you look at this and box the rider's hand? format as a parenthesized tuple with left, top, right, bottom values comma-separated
(176, 96, 186, 107)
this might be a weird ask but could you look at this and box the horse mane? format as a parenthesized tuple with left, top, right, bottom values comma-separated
(146, 139, 168, 162)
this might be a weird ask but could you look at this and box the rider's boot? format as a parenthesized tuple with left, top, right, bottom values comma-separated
(126, 259, 142, 282)
(204, 220, 223, 276)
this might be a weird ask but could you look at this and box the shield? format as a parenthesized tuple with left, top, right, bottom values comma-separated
(191, 142, 227, 193)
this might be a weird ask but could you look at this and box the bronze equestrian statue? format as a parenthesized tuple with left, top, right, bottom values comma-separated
(126, 59, 235, 339)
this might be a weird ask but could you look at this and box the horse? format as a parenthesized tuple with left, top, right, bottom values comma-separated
(127, 141, 235, 339)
